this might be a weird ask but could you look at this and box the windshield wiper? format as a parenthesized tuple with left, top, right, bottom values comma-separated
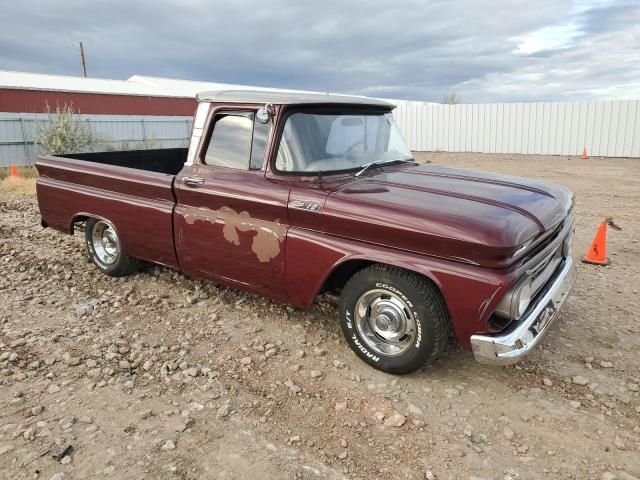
(354, 159, 414, 177)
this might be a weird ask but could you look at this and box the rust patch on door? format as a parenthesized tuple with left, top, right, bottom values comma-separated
(183, 206, 286, 263)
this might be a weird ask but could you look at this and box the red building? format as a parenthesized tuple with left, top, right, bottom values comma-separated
(0, 71, 199, 116)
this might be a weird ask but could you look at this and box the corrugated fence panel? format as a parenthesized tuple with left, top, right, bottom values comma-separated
(393, 99, 639, 157)
(0, 112, 192, 166)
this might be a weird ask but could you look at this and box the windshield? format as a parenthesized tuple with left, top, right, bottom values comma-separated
(275, 111, 412, 173)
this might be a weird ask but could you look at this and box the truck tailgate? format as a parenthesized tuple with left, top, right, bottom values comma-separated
(36, 155, 179, 269)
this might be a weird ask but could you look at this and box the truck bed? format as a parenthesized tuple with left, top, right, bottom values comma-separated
(36, 148, 185, 269)
(64, 148, 188, 176)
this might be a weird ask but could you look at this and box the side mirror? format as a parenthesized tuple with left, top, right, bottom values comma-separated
(256, 104, 272, 124)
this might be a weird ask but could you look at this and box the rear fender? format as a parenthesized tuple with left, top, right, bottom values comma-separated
(36, 175, 179, 269)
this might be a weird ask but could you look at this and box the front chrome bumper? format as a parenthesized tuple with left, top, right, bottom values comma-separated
(470, 256, 577, 366)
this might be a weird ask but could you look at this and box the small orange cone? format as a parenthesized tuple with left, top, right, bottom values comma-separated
(581, 146, 588, 159)
(9, 164, 20, 179)
(582, 217, 620, 266)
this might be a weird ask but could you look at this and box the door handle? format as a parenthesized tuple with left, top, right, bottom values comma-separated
(183, 176, 205, 186)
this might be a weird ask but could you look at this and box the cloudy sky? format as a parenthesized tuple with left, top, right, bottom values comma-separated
(1, 0, 638, 102)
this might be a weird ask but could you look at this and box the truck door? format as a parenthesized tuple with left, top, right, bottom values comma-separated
(174, 108, 291, 299)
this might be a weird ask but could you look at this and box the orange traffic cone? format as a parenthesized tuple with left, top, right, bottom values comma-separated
(581, 147, 588, 159)
(582, 217, 621, 266)
(9, 164, 20, 179)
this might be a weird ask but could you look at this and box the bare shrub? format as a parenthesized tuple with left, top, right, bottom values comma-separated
(36, 103, 101, 155)
(442, 92, 461, 104)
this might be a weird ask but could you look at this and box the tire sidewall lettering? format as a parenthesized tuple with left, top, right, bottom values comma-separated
(414, 313, 422, 348)
(375, 282, 414, 308)
(351, 334, 380, 362)
(347, 308, 379, 362)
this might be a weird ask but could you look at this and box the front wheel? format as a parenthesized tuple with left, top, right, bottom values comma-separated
(85, 218, 139, 277)
(339, 264, 450, 374)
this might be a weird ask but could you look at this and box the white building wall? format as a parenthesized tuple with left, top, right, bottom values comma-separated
(393, 100, 640, 157)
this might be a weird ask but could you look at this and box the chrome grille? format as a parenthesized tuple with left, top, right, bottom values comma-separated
(528, 245, 564, 299)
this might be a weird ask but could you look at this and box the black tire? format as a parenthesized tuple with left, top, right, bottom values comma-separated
(84, 218, 139, 277)
(339, 264, 449, 374)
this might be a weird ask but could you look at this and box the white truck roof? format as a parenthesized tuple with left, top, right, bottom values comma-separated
(195, 89, 395, 109)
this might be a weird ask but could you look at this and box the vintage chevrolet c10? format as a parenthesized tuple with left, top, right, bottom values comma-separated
(35, 90, 577, 373)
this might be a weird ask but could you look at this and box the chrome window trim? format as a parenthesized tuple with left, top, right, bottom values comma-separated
(185, 103, 211, 166)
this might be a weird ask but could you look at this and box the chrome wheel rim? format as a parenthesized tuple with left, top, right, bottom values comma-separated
(91, 221, 119, 265)
(354, 289, 416, 356)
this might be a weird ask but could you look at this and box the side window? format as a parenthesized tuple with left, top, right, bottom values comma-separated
(204, 112, 254, 168)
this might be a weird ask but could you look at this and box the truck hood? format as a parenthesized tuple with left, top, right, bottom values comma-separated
(321, 164, 572, 268)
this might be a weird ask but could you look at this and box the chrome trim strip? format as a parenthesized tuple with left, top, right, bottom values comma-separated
(513, 214, 574, 267)
(185, 103, 211, 166)
(530, 248, 562, 297)
(470, 256, 577, 366)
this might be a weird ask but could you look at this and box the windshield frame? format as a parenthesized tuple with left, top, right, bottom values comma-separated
(270, 105, 414, 177)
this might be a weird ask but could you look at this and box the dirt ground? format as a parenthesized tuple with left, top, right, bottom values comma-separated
(1, 152, 638, 480)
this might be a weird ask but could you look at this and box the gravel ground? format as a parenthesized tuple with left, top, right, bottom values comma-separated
(0, 152, 638, 480)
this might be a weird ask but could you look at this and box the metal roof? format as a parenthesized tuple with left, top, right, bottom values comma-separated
(0, 70, 170, 97)
(195, 90, 395, 108)
(128, 75, 305, 98)
(0, 70, 398, 107)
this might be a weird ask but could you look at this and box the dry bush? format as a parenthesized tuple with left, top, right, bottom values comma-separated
(36, 102, 101, 155)
(442, 92, 461, 104)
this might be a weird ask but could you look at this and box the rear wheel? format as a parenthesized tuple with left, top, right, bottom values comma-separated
(85, 218, 139, 276)
(339, 264, 449, 374)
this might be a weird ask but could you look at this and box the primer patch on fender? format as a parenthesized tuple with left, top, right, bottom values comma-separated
(183, 206, 286, 262)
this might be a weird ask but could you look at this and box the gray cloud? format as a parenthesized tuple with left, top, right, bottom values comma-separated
(0, 0, 637, 102)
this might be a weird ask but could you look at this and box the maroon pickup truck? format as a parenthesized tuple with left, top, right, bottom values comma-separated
(36, 90, 577, 373)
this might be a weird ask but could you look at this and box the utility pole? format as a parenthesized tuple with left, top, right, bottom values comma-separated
(79, 41, 88, 78)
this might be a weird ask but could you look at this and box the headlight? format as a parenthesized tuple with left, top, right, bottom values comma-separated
(515, 279, 532, 318)
(563, 229, 575, 257)
(495, 277, 533, 320)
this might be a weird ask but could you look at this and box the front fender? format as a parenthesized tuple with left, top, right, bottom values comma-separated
(285, 228, 516, 347)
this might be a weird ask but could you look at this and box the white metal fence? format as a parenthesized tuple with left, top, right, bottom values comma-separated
(394, 100, 640, 158)
(2, 99, 639, 167)
(0, 113, 193, 167)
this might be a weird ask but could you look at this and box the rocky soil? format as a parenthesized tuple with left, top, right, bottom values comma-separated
(0, 153, 639, 480)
